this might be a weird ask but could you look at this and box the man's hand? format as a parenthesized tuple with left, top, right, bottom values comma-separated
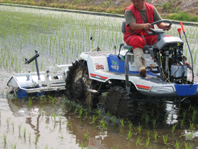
(163, 24, 171, 31)
(143, 23, 152, 30)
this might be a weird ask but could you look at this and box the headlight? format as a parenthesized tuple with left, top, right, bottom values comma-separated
(150, 86, 174, 93)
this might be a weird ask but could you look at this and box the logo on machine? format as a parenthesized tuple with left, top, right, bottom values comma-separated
(95, 64, 104, 70)
(111, 61, 119, 70)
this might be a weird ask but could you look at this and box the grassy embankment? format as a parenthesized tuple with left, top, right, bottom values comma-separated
(1, 0, 198, 22)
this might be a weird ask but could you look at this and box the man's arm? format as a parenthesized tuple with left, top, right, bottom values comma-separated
(125, 9, 152, 30)
(154, 7, 171, 31)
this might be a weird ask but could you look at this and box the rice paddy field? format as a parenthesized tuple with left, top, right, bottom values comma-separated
(1, 4, 198, 149)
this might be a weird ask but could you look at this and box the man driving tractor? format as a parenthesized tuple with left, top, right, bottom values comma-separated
(124, 0, 171, 77)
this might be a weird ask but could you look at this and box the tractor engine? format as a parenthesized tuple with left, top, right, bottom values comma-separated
(153, 37, 188, 84)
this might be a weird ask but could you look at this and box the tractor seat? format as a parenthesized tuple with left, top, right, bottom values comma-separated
(121, 21, 151, 53)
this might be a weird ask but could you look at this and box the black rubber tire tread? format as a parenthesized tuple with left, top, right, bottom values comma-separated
(105, 86, 136, 121)
(65, 60, 92, 105)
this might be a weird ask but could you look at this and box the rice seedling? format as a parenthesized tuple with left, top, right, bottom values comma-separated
(180, 119, 184, 129)
(189, 123, 194, 130)
(183, 110, 187, 119)
(12, 121, 14, 131)
(59, 116, 62, 124)
(74, 107, 79, 114)
(127, 130, 133, 140)
(79, 108, 83, 118)
(162, 134, 168, 145)
(91, 115, 98, 124)
(184, 142, 193, 149)
(152, 118, 157, 129)
(136, 136, 143, 146)
(6, 118, 10, 128)
(11, 143, 17, 149)
(28, 98, 33, 107)
(128, 121, 133, 131)
(3, 134, 6, 146)
(175, 140, 182, 149)
(119, 118, 124, 128)
(112, 116, 116, 126)
(45, 144, 48, 149)
(35, 134, 39, 144)
(153, 130, 158, 142)
(145, 137, 150, 148)
(18, 124, 22, 136)
(29, 133, 31, 141)
(137, 123, 142, 134)
(192, 109, 196, 122)
(52, 113, 56, 121)
(23, 127, 26, 138)
(84, 130, 89, 140)
(48, 95, 55, 104)
(172, 123, 178, 133)
(70, 124, 73, 131)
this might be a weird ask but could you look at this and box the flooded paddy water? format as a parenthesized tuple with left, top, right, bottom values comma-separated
(1, 5, 198, 149)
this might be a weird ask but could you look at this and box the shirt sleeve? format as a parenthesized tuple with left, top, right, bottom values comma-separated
(125, 9, 136, 26)
(153, 6, 162, 21)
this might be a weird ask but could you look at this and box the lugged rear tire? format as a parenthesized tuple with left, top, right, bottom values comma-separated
(65, 60, 96, 106)
(105, 86, 136, 121)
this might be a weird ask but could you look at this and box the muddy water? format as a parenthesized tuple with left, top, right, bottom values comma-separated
(1, 4, 198, 149)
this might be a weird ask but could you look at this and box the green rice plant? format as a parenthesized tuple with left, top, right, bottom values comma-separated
(91, 115, 98, 124)
(107, 112, 111, 120)
(184, 142, 193, 149)
(45, 144, 48, 149)
(18, 124, 22, 136)
(145, 137, 150, 148)
(128, 121, 133, 131)
(52, 113, 56, 121)
(192, 109, 196, 122)
(11, 143, 17, 149)
(23, 127, 26, 138)
(136, 136, 143, 146)
(28, 98, 33, 107)
(74, 107, 79, 114)
(84, 130, 89, 140)
(172, 123, 178, 133)
(111, 145, 118, 149)
(6, 118, 10, 128)
(180, 119, 184, 129)
(154, 130, 158, 142)
(85, 111, 88, 119)
(97, 110, 102, 118)
(112, 116, 116, 126)
(119, 118, 124, 128)
(189, 123, 194, 130)
(59, 116, 62, 124)
(3, 134, 6, 146)
(127, 130, 133, 140)
(162, 134, 168, 145)
(71, 124, 73, 131)
(29, 133, 31, 141)
(48, 95, 55, 104)
(79, 108, 83, 118)
(183, 110, 187, 119)
(137, 123, 142, 134)
(35, 135, 39, 144)
(152, 118, 157, 129)
(175, 140, 182, 149)
(56, 101, 59, 106)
